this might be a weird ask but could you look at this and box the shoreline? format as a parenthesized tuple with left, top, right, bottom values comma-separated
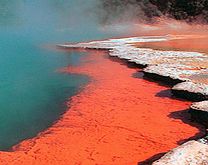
(0, 35, 207, 164)
(58, 36, 208, 164)
(0, 46, 204, 164)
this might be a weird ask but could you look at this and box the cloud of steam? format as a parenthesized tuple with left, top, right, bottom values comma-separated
(96, 0, 161, 25)
(131, 18, 208, 36)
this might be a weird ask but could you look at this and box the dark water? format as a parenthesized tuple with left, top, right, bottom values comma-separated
(0, 0, 122, 151)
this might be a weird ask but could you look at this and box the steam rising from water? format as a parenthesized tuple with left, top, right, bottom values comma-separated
(96, 0, 160, 25)
(132, 18, 208, 35)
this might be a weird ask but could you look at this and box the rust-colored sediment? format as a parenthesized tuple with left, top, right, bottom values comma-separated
(133, 19, 208, 53)
(135, 37, 208, 53)
(135, 37, 208, 85)
(0, 50, 204, 165)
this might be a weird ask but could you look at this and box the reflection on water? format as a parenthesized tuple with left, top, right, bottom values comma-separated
(0, 0, 122, 151)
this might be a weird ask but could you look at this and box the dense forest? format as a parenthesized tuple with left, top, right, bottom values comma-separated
(152, 0, 208, 22)
(99, 0, 208, 23)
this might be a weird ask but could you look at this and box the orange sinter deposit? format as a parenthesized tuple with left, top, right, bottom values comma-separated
(132, 19, 208, 53)
(135, 37, 208, 53)
(0, 50, 205, 165)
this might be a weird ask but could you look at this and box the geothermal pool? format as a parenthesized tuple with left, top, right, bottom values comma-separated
(0, 1, 207, 165)
(0, 0, 119, 150)
(0, 49, 204, 164)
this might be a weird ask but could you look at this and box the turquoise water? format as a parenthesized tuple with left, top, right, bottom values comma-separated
(0, 0, 121, 151)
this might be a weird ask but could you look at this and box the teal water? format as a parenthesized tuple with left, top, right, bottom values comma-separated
(0, 0, 122, 151)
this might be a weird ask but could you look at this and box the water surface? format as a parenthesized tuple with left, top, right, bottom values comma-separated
(0, 0, 121, 150)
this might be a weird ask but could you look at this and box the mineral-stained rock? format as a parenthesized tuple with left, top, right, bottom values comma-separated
(191, 101, 208, 112)
(190, 101, 208, 127)
(59, 36, 208, 98)
(143, 64, 203, 85)
(172, 82, 208, 101)
(144, 64, 206, 80)
(58, 37, 208, 84)
(58, 36, 208, 165)
(153, 140, 208, 165)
